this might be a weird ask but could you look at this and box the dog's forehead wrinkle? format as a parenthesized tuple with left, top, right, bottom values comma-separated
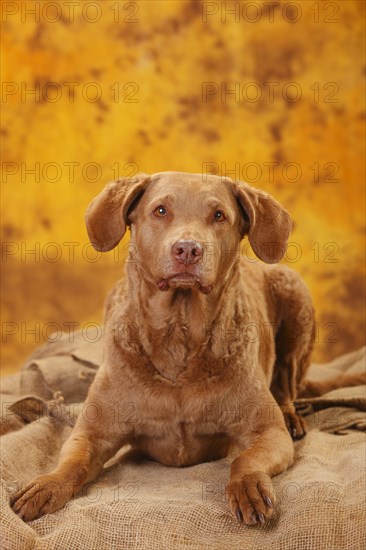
(142, 176, 236, 213)
(150, 172, 230, 192)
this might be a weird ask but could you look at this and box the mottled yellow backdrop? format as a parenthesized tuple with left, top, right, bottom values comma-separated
(1, 0, 365, 374)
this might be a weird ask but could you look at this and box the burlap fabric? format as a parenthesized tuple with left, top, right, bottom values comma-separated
(0, 335, 365, 549)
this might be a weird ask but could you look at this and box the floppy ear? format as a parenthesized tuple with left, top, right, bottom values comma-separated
(231, 180, 292, 263)
(85, 173, 150, 252)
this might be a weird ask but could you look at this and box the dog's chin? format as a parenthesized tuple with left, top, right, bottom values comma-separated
(157, 273, 213, 294)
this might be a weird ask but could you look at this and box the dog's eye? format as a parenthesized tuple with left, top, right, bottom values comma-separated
(213, 210, 226, 222)
(154, 205, 167, 217)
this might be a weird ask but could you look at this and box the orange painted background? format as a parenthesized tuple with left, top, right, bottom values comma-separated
(1, 0, 365, 374)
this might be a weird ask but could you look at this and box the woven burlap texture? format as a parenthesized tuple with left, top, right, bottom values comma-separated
(0, 336, 365, 550)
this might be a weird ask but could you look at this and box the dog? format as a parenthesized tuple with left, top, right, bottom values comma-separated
(11, 171, 315, 525)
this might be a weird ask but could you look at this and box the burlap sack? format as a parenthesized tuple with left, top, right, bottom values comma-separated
(0, 337, 365, 550)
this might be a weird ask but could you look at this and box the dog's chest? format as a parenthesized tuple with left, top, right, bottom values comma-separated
(133, 393, 233, 466)
(115, 319, 259, 466)
(135, 417, 232, 467)
(126, 368, 240, 466)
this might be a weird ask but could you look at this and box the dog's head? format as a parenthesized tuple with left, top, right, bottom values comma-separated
(85, 172, 292, 294)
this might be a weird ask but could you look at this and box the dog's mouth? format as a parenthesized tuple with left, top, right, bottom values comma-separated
(157, 273, 212, 294)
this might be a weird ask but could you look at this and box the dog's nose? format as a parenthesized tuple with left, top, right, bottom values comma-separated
(171, 240, 203, 264)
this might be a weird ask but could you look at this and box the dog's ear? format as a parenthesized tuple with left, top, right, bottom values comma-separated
(85, 174, 150, 252)
(230, 179, 292, 263)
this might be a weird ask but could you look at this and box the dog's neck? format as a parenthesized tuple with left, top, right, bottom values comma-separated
(124, 261, 242, 382)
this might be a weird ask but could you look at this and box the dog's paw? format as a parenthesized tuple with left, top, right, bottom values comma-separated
(10, 473, 73, 522)
(225, 472, 275, 526)
(283, 410, 307, 440)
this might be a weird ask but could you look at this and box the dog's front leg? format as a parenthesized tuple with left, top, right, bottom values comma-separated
(226, 398, 294, 526)
(11, 390, 130, 521)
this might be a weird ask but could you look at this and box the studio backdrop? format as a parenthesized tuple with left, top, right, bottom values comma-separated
(1, 0, 365, 374)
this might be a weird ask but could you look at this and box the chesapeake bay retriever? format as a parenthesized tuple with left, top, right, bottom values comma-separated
(11, 171, 315, 525)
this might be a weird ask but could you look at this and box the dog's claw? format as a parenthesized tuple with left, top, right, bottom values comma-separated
(264, 495, 273, 508)
(283, 409, 307, 440)
(250, 511, 258, 525)
(258, 512, 266, 525)
(236, 508, 243, 522)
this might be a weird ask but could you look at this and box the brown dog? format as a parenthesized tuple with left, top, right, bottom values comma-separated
(11, 172, 315, 525)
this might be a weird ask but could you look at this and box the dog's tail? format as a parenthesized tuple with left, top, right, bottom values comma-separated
(297, 347, 366, 398)
(298, 371, 366, 398)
